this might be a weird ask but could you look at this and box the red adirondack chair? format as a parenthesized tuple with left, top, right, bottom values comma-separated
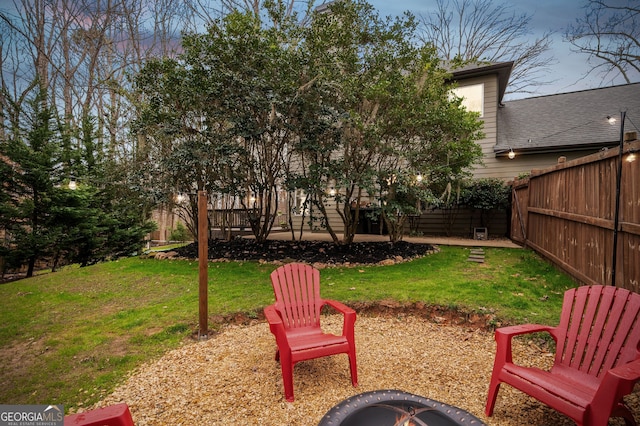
(485, 285, 640, 426)
(64, 403, 134, 426)
(264, 263, 358, 402)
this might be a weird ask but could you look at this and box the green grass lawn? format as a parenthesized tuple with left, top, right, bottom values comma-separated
(0, 245, 575, 411)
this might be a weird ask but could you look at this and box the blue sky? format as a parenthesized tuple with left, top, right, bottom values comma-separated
(367, 0, 636, 100)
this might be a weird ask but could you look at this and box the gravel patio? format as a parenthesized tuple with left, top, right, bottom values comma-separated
(87, 314, 640, 425)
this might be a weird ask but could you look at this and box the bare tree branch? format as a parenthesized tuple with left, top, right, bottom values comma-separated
(417, 0, 556, 96)
(565, 0, 640, 85)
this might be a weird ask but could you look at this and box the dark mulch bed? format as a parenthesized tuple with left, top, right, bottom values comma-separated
(172, 238, 436, 265)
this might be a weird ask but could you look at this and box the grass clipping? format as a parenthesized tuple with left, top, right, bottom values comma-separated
(91, 315, 637, 425)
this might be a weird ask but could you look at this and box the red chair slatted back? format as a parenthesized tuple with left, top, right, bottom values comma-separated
(270, 263, 323, 330)
(555, 285, 640, 379)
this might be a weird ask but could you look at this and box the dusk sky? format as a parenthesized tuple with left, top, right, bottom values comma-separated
(368, 0, 637, 100)
(1, 0, 636, 101)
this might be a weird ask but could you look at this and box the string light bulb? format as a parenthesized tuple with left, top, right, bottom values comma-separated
(508, 148, 515, 159)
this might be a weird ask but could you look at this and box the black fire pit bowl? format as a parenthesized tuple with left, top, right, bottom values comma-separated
(318, 389, 486, 426)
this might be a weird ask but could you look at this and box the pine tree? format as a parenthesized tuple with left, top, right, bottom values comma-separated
(0, 89, 64, 276)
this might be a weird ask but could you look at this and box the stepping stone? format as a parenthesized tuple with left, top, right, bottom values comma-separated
(468, 248, 485, 263)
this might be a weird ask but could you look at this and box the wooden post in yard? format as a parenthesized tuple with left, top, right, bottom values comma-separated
(612, 111, 626, 286)
(198, 190, 209, 339)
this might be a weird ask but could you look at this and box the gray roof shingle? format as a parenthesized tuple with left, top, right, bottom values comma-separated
(496, 83, 640, 154)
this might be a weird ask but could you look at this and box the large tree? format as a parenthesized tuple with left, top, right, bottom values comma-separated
(134, 7, 306, 243)
(565, 0, 640, 85)
(0, 90, 61, 277)
(133, 0, 484, 245)
(294, 0, 484, 243)
(417, 0, 555, 96)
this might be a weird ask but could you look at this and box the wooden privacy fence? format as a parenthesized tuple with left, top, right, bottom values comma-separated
(511, 139, 640, 293)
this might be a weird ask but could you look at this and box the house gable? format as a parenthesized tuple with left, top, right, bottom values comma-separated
(450, 61, 515, 180)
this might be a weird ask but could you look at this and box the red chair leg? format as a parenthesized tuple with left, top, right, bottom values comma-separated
(279, 353, 295, 402)
(485, 379, 501, 416)
(348, 351, 358, 387)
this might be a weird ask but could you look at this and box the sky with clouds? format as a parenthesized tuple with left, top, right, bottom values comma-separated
(367, 0, 637, 100)
(1, 0, 635, 101)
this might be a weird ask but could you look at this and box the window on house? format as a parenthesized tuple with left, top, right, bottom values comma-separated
(451, 83, 484, 117)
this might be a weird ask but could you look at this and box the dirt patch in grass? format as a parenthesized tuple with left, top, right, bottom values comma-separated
(211, 300, 497, 335)
(0, 338, 47, 381)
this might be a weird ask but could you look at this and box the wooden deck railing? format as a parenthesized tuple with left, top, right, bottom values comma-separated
(209, 209, 254, 229)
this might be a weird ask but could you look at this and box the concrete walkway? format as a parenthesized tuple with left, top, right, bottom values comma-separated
(265, 231, 522, 249)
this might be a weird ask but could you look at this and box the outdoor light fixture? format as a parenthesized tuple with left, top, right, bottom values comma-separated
(607, 115, 617, 125)
(68, 178, 77, 190)
(416, 173, 423, 183)
(386, 174, 397, 186)
(329, 187, 336, 196)
(508, 148, 515, 159)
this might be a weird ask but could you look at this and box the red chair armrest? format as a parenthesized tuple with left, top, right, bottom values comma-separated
(608, 358, 640, 382)
(264, 304, 283, 326)
(324, 299, 355, 315)
(264, 304, 292, 352)
(64, 403, 133, 426)
(496, 323, 557, 338)
(598, 358, 640, 397)
(494, 324, 557, 365)
(323, 299, 356, 340)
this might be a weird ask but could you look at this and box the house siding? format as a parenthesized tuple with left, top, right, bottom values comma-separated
(458, 75, 500, 180)
(499, 151, 610, 181)
(290, 197, 345, 236)
(453, 73, 547, 181)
